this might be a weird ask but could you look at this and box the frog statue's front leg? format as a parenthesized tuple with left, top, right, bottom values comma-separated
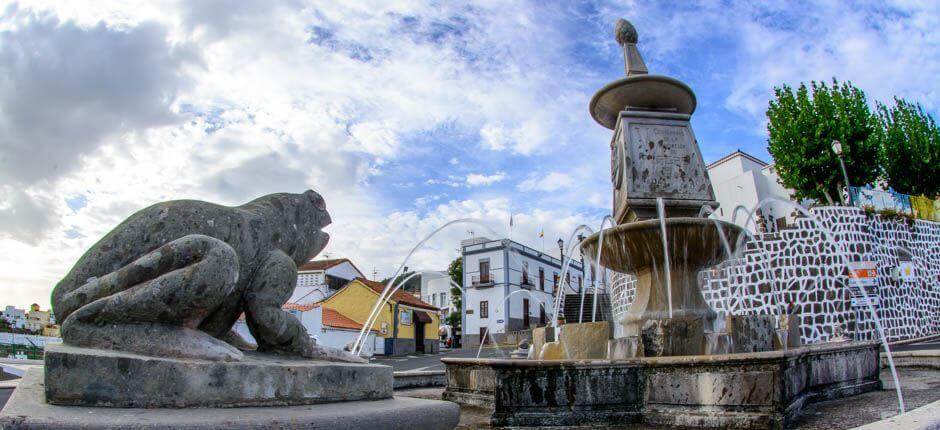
(244, 250, 365, 363)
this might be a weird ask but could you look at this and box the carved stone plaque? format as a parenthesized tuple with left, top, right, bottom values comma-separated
(624, 122, 710, 199)
(612, 111, 715, 221)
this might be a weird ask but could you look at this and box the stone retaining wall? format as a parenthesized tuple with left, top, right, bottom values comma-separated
(699, 207, 940, 345)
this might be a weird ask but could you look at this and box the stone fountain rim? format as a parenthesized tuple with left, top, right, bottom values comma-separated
(589, 74, 697, 129)
(441, 340, 879, 368)
(579, 217, 745, 270)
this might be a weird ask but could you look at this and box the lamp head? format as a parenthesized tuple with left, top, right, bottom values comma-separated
(831, 140, 843, 156)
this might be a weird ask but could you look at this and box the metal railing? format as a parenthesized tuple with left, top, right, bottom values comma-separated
(849, 186, 940, 222)
(471, 272, 495, 286)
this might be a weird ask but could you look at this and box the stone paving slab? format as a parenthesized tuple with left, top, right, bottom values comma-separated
(2, 369, 460, 430)
(851, 399, 940, 429)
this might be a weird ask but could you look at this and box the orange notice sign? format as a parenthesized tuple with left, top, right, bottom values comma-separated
(847, 261, 877, 287)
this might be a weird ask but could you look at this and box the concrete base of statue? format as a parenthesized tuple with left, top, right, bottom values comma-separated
(1, 344, 459, 429)
(2, 369, 459, 430)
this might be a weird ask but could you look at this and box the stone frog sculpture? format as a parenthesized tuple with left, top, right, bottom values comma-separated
(52, 190, 363, 363)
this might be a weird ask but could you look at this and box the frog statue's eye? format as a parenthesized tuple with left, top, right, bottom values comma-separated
(305, 190, 326, 210)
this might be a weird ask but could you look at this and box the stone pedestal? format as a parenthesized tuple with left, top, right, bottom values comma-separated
(530, 326, 555, 360)
(608, 336, 641, 359)
(2, 368, 459, 430)
(540, 322, 610, 360)
(725, 315, 776, 353)
(44, 344, 391, 408)
(774, 314, 802, 350)
(640, 317, 705, 356)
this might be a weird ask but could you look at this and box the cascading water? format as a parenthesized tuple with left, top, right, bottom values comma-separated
(656, 197, 674, 318)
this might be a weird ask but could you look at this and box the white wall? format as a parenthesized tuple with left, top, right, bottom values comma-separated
(708, 153, 796, 230)
(326, 262, 363, 280)
(462, 239, 584, 338)
(232, 306, 377, 357)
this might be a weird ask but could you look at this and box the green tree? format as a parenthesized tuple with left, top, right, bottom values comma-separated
(766, 79, 881, 203)
(447, 257, 462, 331)
(873, 98, 940, 197)
(380, 269, 421, 294)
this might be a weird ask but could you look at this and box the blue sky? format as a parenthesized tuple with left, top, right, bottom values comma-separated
(1, 1, 938, 308)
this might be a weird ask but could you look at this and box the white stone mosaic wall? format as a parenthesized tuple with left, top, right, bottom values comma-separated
(700, 207, 940, 344)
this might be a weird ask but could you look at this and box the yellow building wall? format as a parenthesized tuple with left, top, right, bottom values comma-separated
(394, 305, 440, 340)
(322, 280, 440, 341)
(322, 281, 394, 336)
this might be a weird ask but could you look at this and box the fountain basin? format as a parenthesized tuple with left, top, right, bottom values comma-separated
(442, 341, 881, 429)
(580, 218, 744, 354)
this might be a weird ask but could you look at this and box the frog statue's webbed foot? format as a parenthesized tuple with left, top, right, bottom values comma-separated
(244, 250, 367, 364)
(59, 234, 245, 361)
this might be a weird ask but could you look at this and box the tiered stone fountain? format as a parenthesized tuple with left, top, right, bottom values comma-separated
(443, 18, 882, 429)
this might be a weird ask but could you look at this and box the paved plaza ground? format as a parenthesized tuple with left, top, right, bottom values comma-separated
(2, 341, 937, 428)
(369, 346, 508, 372)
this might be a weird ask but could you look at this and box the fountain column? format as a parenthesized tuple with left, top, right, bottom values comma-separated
(583, 19, 743, 356)
(592, 19, 717, 223)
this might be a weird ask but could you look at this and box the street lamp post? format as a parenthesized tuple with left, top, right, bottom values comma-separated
(832, 140, 853, 206)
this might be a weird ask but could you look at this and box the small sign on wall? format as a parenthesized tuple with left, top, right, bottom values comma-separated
(399, 310, 412, 326)
(851, 295, 880, 308)
(897, 261, 916, 282)
(847, 261, 877, 287)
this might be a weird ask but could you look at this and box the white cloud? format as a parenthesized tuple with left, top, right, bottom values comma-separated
(519, 172, 573, 192)
(466, 172, 506, 186)
(0, 0, 937, 309)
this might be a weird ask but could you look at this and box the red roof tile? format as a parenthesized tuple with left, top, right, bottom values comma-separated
(354, 278, 439, 311)
(298, 258, 354, 272)
(322, 307, 375, 332)
(282, 302, 321, 312)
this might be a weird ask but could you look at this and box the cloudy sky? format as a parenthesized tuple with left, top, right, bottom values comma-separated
(1, 1, 938, 309)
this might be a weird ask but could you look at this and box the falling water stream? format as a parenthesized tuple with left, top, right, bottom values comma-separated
(656, 198, 674, 318)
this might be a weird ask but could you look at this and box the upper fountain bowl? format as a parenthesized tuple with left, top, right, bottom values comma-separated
(589, 75, 696, 130)
(579, 217, 744, 274)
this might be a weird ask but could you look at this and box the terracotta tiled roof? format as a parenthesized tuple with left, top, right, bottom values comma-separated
(282, 302, 321, 312)
(322, 307, 375, 332)
(354, 278, 439, 311)
(298, 258, 352, 271)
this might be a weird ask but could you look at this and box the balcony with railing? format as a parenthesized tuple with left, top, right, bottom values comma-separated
(471, 271, 496, 287)
(520, 274, 534, 289)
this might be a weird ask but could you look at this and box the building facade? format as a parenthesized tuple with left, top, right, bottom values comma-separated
(461, 237, 588, 347)
(707, 150, 795, 232)
(321, 278, 440, 356)
(420, 273, 454, 317)
(1, 306, 26, 329)
(289, 258, 364, 305)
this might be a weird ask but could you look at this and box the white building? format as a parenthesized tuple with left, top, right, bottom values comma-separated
(461, 237, 588, 346)
(233, 303, 381, 357)
(289, 258, 364, 305)
(420, 273, 454, 317)
(2, 306, 26, 329)
(707, 150, 796, 232)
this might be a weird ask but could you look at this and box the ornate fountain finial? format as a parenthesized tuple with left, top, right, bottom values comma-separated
(614, 18, 638, 45)
(615, 18, 647, 77)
